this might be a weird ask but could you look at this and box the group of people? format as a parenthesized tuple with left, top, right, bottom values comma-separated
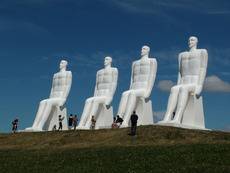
(12, 111, 139, 136)
(68, 114, 79, 130)
(51, 114, 79, 131)
(111, 115, 124, 128)
(111, 111, 138, 136)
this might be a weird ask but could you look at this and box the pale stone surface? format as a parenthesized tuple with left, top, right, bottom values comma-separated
(158, 36, 208, 129)
(136, 98, 154, 126)
(117, 46, 157, 127)
(25, 60, 72, 132)
(44, 106, 68, 131)
(77, 57, 118, 130)
(181, 95, 205, 129)
(95, 105, 113, 129)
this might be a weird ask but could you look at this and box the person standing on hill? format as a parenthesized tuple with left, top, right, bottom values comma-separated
(68, 114, 73, 130)
(130, 111, 138, 136)
(12, 118, 19, 134)
(73, 115, 79, 130)
(91, 115, 96, 130)
(58, 115, 65, 130)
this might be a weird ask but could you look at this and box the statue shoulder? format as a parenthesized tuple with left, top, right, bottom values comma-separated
(149, 58, 157, 63)
(111, 67, 118, 71)
(66, 71, 72, 75)
(97, 69, 104, 75)
(199, 49, 208, 54)
(179, 51, 187, 56)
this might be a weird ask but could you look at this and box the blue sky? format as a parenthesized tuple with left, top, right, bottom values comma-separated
(1, 0, 230, 133)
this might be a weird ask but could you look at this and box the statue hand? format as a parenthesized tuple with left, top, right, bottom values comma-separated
(59, 98, 66, 107)
(195, 85, 202, 95)
(144, 91, 150, 99)
(105, 97, 112, 105)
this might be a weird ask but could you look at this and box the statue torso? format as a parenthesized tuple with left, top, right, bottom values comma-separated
(95, 68, 117, 97)
(131, 58, 153, 90)
(180, 49, 202, 85)
(50, 71, 71, 98)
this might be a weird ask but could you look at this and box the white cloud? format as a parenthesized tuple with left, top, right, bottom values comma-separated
(204, 76, 230, 92)
(40, 75, 51, 80)
(104, 0, 230, 16)
(157, 80, 176, 92)
(218, 126, 230, 132)
(153, 111, 166, 121)
(221, 72, 230, 76)
(0, 18, 48, 33)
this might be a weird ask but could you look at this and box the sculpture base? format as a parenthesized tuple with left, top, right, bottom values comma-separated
(135, 98, 154, 126)
(157, 123, 209, 131)
(181, 95, 205, 129)
(121, 98, 154, 128)
(158, 95, 206, 130)
(95, 105, 113, 129)
(44, 106, 68, 131)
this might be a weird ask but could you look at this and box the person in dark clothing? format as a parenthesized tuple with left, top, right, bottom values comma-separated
(116, 115, 123, 127)
(12, 118, 19, 134)
(68, 114, 73, 130)
(58, 115, 65, 130)
(130, 111, 138, 136)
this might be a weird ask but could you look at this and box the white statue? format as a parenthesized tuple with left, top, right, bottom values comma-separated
(117, 46, 157, 127)
(159, 36, 208, 124)
(26, 60, 72, 131)
(77, 57, 118, 129)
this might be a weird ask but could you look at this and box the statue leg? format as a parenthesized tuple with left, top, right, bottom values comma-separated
(32, 100, 47, 128)
(27, 99, 59, 131)
(172, 84, 196, 124)
(36, 99, 59, 129)
(161, 86, 180, 123)
(85, 97, 107, 128)
(77, 98, 93, 128)
(117, 91, 130, 117)
(122, 90, 145, 126)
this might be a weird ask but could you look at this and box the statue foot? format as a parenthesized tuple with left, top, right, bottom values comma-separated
(170, 120, 180, 124)
(158, 120, 170, 124)
(25, 127, 42, 132)
(76, 126, 90, 130)
(120, 122, 129, 128)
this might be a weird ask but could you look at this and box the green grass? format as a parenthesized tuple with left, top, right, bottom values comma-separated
(1, 125, 230, 172)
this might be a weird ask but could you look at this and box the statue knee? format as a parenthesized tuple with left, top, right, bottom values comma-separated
(40, 100, 47, 105)
(179, 86, 188, 93)
(122, 91, 129, 97)
(171, 86, 179, 93)
(85, 98, 92, 104)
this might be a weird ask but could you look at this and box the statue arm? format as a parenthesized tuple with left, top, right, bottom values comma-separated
(129, 62, 135, 90)
(49, 75, 55, 98)
(177, 53, 182, 85)
(93, 71, 99, 96)
(59, 71, 72, 107)
(195, 49, 208, 95)
(145, 59, 157, 98)
(105, 68, 118, 105)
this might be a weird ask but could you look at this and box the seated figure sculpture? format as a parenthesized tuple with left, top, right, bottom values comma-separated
(159, 36, 208, 125)
(26, 60, 72, 131)
(117, 46, 157, 127)
(77, 57, 118, 129)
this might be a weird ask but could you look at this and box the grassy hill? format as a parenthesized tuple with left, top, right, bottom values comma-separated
(1, 125, 230, 172)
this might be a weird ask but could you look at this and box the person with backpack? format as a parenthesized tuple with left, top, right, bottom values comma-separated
(12, 118, 19, 134)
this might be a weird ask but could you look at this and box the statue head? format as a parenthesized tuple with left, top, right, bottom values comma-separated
(188, 36, 198, 49)
(59, 60, 68, 70)
(141, 46, 150, 57)
(104, 56, 112, 67)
